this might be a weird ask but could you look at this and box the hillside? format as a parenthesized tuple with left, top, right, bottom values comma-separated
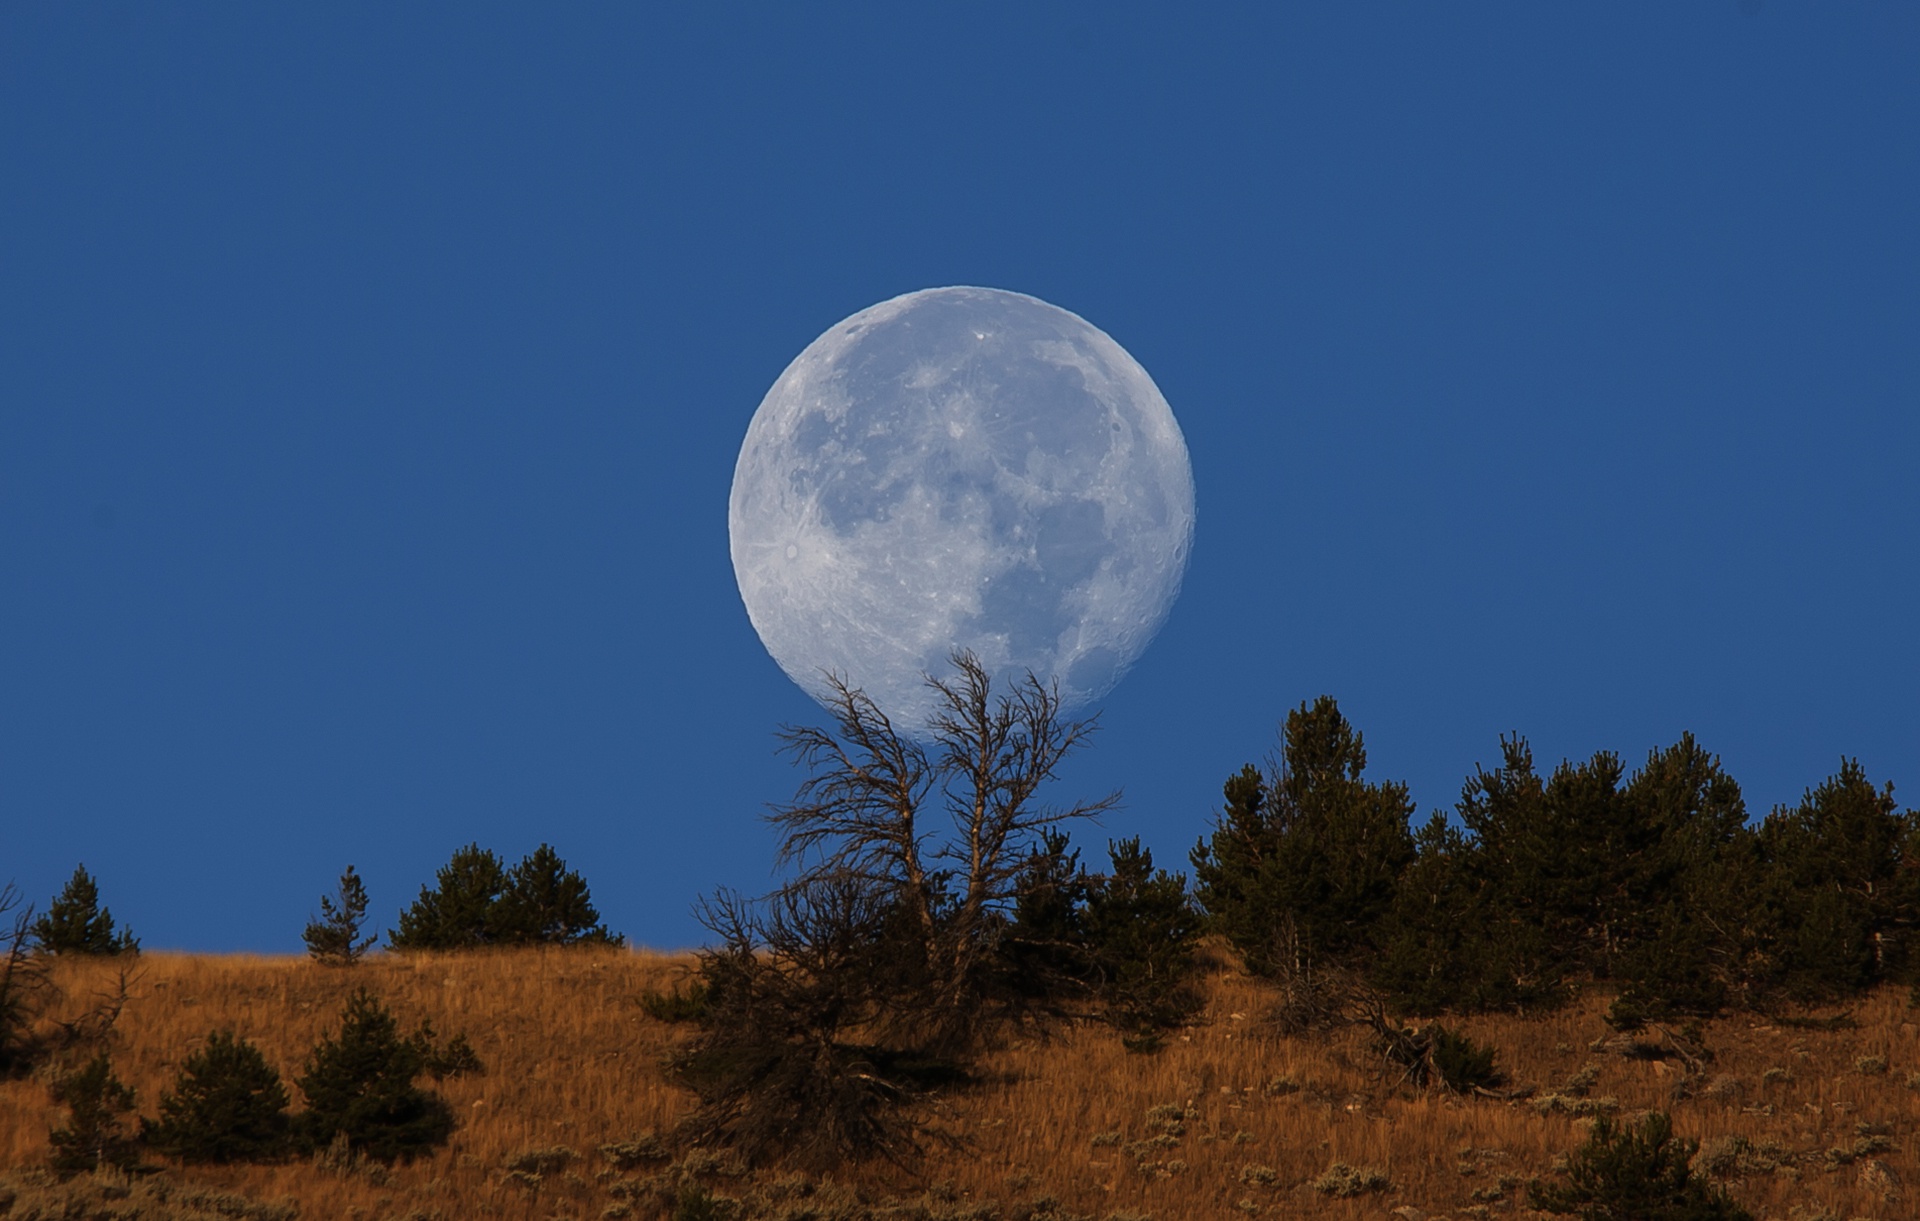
(2, 950, 1916, 1219)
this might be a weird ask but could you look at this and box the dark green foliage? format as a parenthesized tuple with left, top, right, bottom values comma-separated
(641, 981, 712, 1023)
(493, 843, 625, 947)
(1756, 760, 1919, 999)
(674, 1185, 734, 1221)
(1530, 1111, 1753, 1220)
(389, 845, 507, 949)
(303, 865, 375, 966)
(1372, 811, 1565, 1014)
(1191, 699, 1415, 1015)
(1429, 1025, 1500, 1093)
(1371, 1011, 1501, 1093)
(142, 1030, 291, 1163)
(47, 1053, 140, 1177)
(389, 843, 623, 950)
(411, 1021, 485, 1080)
(30, 865, 139, 956)
(1608, 736, 1757, 1018)
(1003, 829, 1097, 1003)
(295, 989, 453, 1162)
(673, 879, 953, 1171)
(1372, 734, 1765, 1018)
(1081, 837, 1203, 1047)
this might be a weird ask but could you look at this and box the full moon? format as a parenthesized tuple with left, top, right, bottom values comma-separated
(729, 286, 1194, 730)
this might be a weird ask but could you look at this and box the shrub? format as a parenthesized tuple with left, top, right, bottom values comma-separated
(303, 865, 376, 966)
(31, 865, 138, 956)
(143, 1030, 292, 1163)
(294, 989, 453, 1161)
(641, 981, 711, 1023)
(1430, 1025, 1502, 1093)
(1310, 1161, 1389, 1197)
(48, 1053, 141, 1177)
(414, 1024, 484, 1080)
(1530, 1111, 1753, 1220)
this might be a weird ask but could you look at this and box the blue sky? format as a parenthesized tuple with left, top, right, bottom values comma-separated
(4, 4, 1915, 951)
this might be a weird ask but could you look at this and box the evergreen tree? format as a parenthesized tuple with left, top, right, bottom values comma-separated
(1192, 698, 1415, 987)
(30, 865, 139, 956)
(304, 865, 376, 966)
(295, 989, 453, 1161)
(1530, 1111, 1752, 1220)
(1607, 735, 1758, 1023)
(1370, 810, 1562, 1014)
(1756, 761, 1919, 999)
(389, 844, 624, 949)
(388, 845, 507, 950)
(47, 1053, 140, 1177)
(493, 844, 624, 946)
(1003, 829, 1097, 1001)
(143, 1030, 291, 1163)
(1082, 837, 1203, 1046)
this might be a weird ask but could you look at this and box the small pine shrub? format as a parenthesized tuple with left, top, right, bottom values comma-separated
(641, 981, 711, 1023)
(411, 1021, 484, 1080)
(47, 1053, 140, 1177)
(31, 866, 138, 956)
(1431, 1025, 1502, 1092)
(1529, 1111, 1754, 1220)
(303, 866, 375, 966)
(294, 989, 453, 1162)
(143, 1030, 292, 1163)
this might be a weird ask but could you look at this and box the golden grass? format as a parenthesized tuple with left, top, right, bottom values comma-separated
(4, 949, 1918, 1219)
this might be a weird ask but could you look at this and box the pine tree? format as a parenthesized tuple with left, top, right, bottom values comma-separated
(143, 1030, 291, 1163)
(1003, 828, 1097, 1002)
(47, 1053, 140, 1177)
(1191, 699, 1415, 990)
(1606, 735, 1757, 1022)
(30, 865, 139, 956)
(304, 866, 376, 966)
(1082, 837, 1203, 1047)
(388, 845, 507, 950)
(295, 989, 453, 1161)
(1530, 1111, 1752, 1220)
(1756, 760, 1919, 999)
(493, 844, 624, 946)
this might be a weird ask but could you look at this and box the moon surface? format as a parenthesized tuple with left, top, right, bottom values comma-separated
(729, 286, 1194, 730)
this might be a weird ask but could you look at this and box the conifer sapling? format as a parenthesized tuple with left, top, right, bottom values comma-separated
(47, 1052, 140, 1177)
(304, 865, 376, 966)
(31, 865, 139, 956)
(143, 1030, 292, 1163)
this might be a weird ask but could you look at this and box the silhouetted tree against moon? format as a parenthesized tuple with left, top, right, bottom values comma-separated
(673, 652, 1114, 1167)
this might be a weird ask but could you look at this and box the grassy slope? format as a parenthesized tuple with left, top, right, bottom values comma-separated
(3, 949, 1917, 1219)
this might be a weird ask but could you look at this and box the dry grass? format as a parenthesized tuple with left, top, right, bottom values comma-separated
(4, 949, 1918, 1219)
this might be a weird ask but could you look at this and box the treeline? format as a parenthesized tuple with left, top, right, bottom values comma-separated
(1194, 696, 1919, 1028)
(653, 659, 1908, 1216)
(9, 842, 622, 970)
(4, 670, 1908, 1215)
(0, 842, 613, 1179)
